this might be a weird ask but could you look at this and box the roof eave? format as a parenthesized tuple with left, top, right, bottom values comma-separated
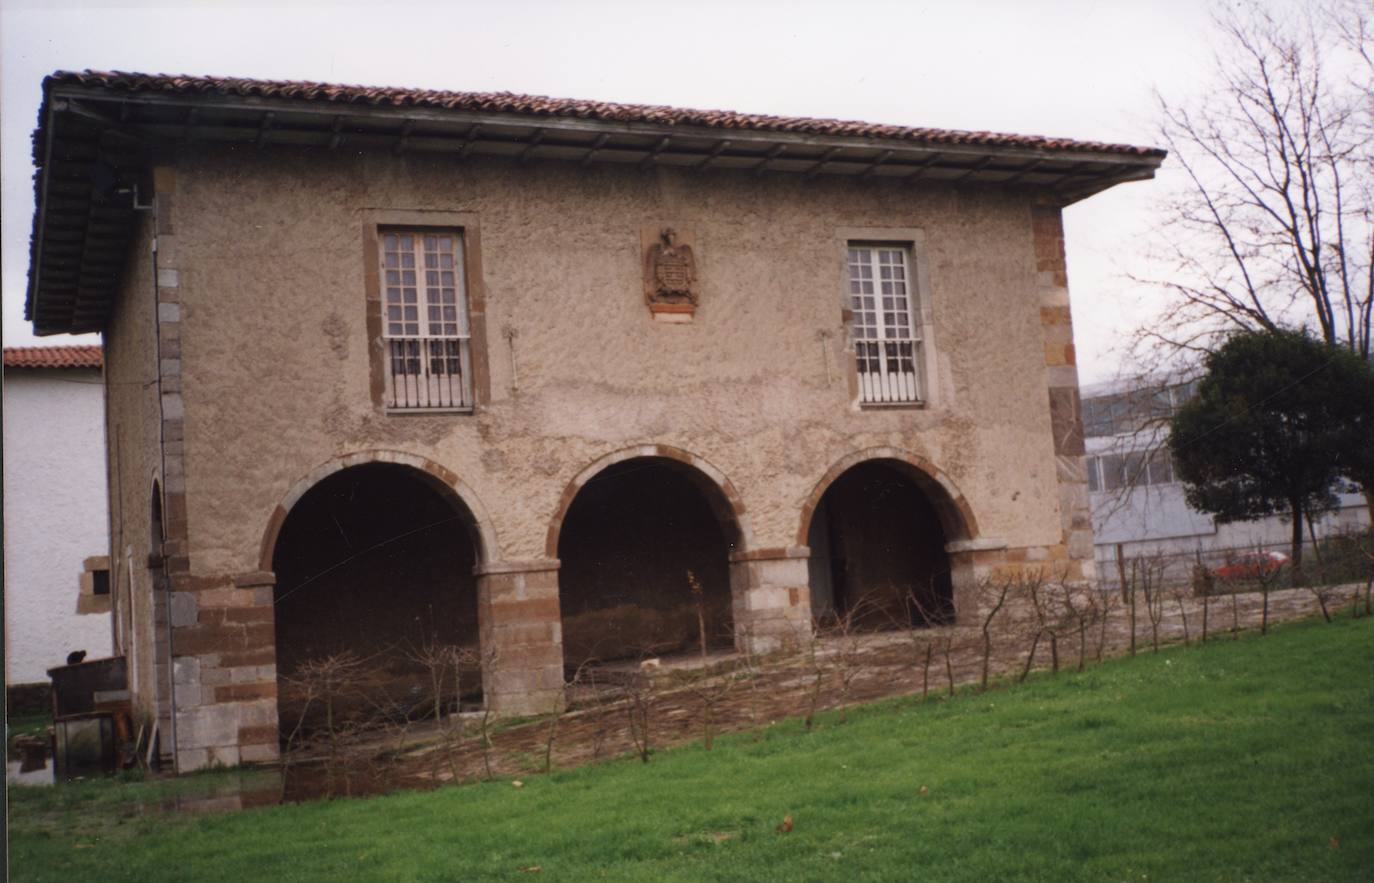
(27, 81, 1165, 335)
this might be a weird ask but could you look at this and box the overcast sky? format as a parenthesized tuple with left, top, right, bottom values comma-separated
(1, 0, 1225, 384)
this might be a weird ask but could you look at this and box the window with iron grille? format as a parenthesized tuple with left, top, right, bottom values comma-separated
(847, 244, 923, 405)
(380, 231, 473, 410)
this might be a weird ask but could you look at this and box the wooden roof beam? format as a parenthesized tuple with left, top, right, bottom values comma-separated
(517, 128, 545, 164)
(754, 143, 786, 175)
(698, 139, 732, 168)
(639, 135, 670, 169)
(580, 133, 610, 167)
(255, 112, 276, 150)
(805, 146, 843, 178)
(458, 124, 483, 158)
(860, 149, 895, 179)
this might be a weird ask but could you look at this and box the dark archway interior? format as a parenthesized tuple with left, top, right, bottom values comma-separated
(557, 459, 737, 666)
(272, 463, 481, 728)
(806, 460, 954, 628)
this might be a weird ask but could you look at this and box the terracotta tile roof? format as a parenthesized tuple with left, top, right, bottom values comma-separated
(46, 70, 1166, 159)
(3, 345, 103, 369)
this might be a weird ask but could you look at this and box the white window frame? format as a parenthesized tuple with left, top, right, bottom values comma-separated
(379, 229, 474, 411)
(843, 237, 930, 406)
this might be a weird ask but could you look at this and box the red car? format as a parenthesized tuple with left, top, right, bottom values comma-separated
(1211, 551, 1289, 580)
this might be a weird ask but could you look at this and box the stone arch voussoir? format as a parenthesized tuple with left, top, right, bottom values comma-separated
(796, 446, 979, 548)
(257, 449, 500, 572)
(544, 444, 755, 558)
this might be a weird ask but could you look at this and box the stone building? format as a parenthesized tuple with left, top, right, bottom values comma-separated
(24, 70, 1163, 771)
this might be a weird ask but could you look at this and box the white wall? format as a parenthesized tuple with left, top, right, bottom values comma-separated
(3, 367, 111, 683)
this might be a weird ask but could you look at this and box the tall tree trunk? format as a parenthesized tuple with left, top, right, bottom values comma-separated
(1289, 499, 1305, 588)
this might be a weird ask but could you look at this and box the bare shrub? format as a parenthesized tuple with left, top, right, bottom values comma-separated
(978, 575, 1015, 690)
(409, 641, 475, 782)
(1133, 555, 1168, 653)
(820, 596, 881, 724)
(670, 661, 739, 750)
(1061, 583, 1099, 672)
(624, 664, 657, 763)
(687, 570, 710, 661)
(1171, 589, 1191, 646)
(1093, 584, 1117, 662)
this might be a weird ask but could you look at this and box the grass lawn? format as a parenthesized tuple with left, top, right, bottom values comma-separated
(10, 616, 1374, 882)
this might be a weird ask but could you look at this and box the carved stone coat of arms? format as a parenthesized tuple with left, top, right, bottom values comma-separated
(644, 228, 698, 307)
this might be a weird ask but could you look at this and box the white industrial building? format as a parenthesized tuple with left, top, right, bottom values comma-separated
(1082, 378, 1370, 582)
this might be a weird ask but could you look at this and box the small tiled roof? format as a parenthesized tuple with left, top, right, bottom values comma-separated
(45, 70, 1166, 159)
(3, 345, 103, 369)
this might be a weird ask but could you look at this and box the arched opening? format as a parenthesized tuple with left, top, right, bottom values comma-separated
(150, 481, 164, 553)
(557, 457, 741, 667)
(806, 459, 956, 628)
(271, 462, 483, 731)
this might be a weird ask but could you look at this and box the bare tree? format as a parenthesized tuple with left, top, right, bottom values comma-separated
(1138, 4, 1372, 366)
(1128, 4, 1374, 522)
(1359, 530, 1374, 616)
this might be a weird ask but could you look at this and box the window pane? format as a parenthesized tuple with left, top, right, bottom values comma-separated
(1123, 452, 1146, 487)
(1102, 454, 1125, 491)
(1147, 449, 1174, 485)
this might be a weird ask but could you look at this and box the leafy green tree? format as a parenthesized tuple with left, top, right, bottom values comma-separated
(1168, 329, 1374, 582)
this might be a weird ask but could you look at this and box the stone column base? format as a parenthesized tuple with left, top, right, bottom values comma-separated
(476, 559, 565, 716)
(730, 548, 813, 655)
(167, 570, 280, 772)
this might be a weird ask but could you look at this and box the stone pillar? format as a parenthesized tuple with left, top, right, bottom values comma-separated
(730, 548, 813, 654)
(167, 570, 280, 771)
(1032, 205, 1096, 584)
(945, 538, 1010, 625)
(476, 559, 565, 715)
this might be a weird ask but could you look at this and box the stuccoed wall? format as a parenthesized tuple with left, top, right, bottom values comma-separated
(169, 146, 1068, 572)
(2, 368, 111, 683)
(100, 213, 165, 725)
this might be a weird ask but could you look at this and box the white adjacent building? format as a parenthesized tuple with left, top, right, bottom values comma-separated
(3, 345, 111, 685)
(1083, 378, 1370, 581)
